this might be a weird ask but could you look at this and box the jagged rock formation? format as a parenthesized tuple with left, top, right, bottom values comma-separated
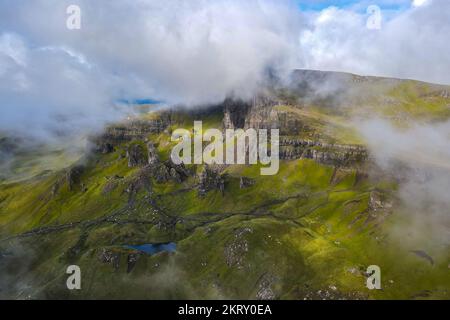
(98, 248, 121, 271)
(222, 98, 251, 129)
(66, 165, 84, 191)
(279, 138, 367, 167)
(222, 95, 280, 130)
(91, 116, 171, 154)
(151, 160, 190, 184)
(97, 142, 114, 154)
(198, 165, 225, 197)
(126, 144, 147, 167)
(127, 253, 141, 273)
(147, 142, 159, 165)
(222, 96, 368, 168)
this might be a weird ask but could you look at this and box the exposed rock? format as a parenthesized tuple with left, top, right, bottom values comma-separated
(147, 142, 159, 165)
(222, 98, 251, 129)
(150, 160, 190, 184)
(221, 96, 368, 168)
(240, 177, 255, 189)
(127, 253, 141, 273)
(102, 180, 118, 195)
(66, 165, 84, 191)
(152, 163, 171, 183)
(98, 248, 121, 271)
(369, 191, 385, 212)
(126, 144, 147, 167)
(90, 115, 171, 153)
(224, 227, 253, 269)
(279, 138, 368, 167)
(124, 167, 153, 204)
(97, 142, 114, 154)
(256, 274, 276, 300)
(368, 191, 393, 215)
(243, 96, 281, 131)
(103, 175, 124, 195)
(198, 165, 225, 197)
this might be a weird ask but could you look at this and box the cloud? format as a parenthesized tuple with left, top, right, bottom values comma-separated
(300, 0, 450, 85)
(0, 0, 306, 139)
(0, 0, 449, 140)
(0, 32, 141, 139)
(357, 119, 450, 247)
(412, 0, 430, 7)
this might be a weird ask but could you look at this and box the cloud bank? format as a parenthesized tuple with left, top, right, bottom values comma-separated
(358, 119, 450, 247)
(0, 0, 449, 138)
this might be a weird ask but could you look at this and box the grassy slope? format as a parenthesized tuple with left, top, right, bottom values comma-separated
(0, 78, 449, 300)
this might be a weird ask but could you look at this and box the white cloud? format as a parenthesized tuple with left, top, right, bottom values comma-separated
(412, 0, 431, 7)
(0, 0, 449, 139)
(357, 118, 450, 246)
(300, 0, 450, 84)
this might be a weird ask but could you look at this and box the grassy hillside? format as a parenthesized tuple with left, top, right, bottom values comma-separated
(0, 71, 449, 300)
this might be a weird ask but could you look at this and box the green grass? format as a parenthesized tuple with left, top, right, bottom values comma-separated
(1, 97, 449, 299)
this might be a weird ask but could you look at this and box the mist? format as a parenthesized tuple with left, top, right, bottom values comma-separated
(1, 0, 450, 141)
(357, 119, 450, 248)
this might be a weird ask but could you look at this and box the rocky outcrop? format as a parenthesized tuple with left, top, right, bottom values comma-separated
(127, 253, 141, 273)
(224, 227, 252, 269)
(147, 142, 159, 165)
(222, 98, 252, 129)
(198, 165, 225, 197)
(149, 161, 190, 184)
(126, 144, 147, 167)
(221, 96, 368, 168)
(91, 115, 171, 154)
(97, 142, 114, 154)
(98, 248, 121, 271)
(66, 165, 84, 191)
(368, 190, 392, 214)
(124, 167, 153, 204)
(256, 274, 276, 300)
(279, 138, 368, 167)
(240, 177, 255, 189)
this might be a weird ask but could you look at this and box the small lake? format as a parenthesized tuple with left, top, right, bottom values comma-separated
(125, 242, 177, 255)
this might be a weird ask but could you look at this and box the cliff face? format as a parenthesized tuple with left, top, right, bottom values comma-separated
(222, 95, 368, 168)
(91, 115, 171, 154)
(279, 139, 368, 167)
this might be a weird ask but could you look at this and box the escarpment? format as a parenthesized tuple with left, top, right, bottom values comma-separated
(90, 93, 369, 172)
(222, 95, 368, 168)
(279, 138, 367, 167)
(91, 115, 171, 154)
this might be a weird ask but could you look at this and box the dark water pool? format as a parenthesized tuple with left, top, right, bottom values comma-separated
(125, 242, 176, 255)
